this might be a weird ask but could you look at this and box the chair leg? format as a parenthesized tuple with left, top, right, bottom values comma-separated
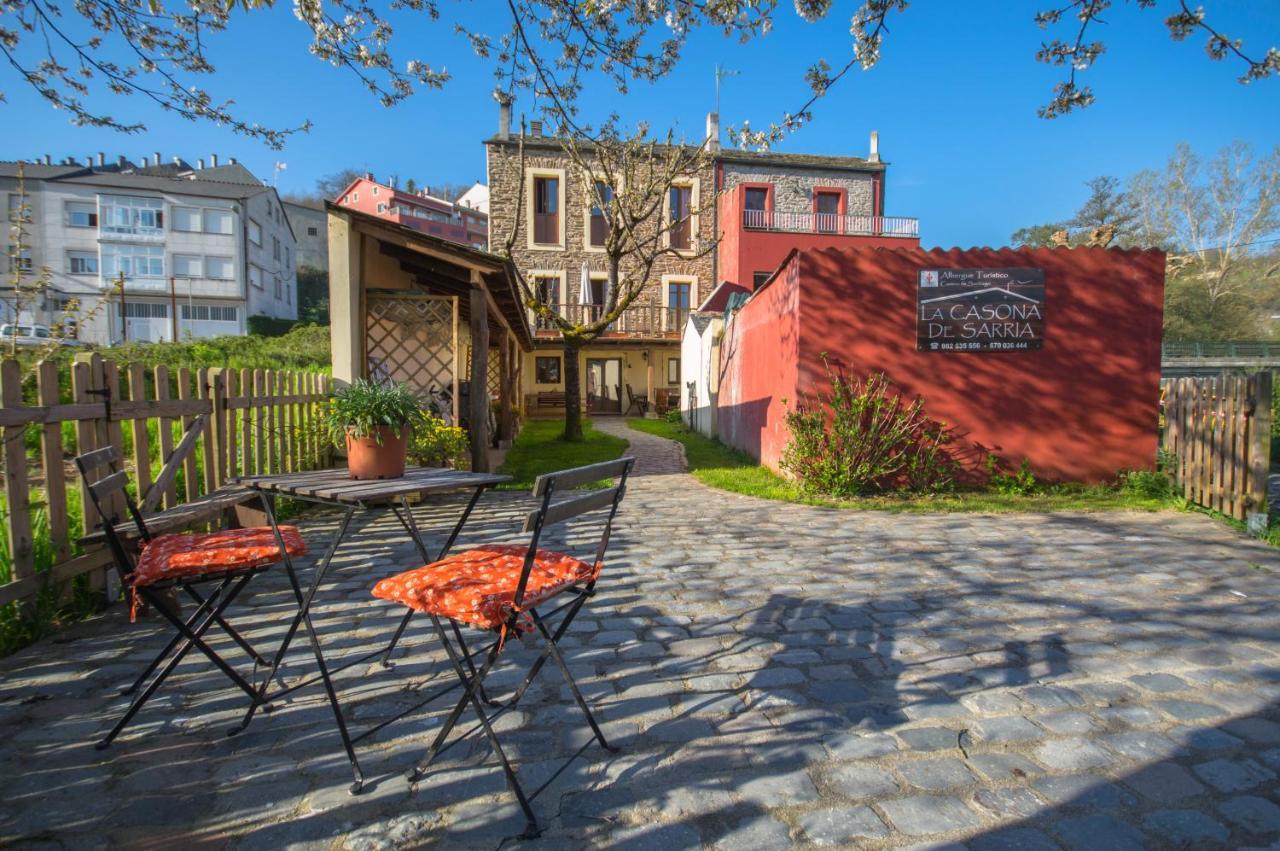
(185, 584, 269, 666)
(96, 578, 240, 749)
(150, 576, 261, 699)
(118, 585, 223, 696)
(531, 609, 615, 753)
(411, 616, 540, 839)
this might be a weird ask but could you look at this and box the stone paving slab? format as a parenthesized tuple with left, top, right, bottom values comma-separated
(2, 423, 1280, 849)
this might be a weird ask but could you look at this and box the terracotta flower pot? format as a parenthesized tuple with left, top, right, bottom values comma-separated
(345, 426, 409, 480)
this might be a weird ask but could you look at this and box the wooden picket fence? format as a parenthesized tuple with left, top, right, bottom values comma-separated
(0, 353, 332, 610)
(1161, 372, 1273, 521)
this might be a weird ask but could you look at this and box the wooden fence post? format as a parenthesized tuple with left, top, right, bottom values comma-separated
(153, 365, 178, 510)
(2, 360, 34, 616)
(1247, 371, 1272, 532)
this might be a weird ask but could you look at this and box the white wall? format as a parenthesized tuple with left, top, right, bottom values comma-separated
(680, 314, 722, 437)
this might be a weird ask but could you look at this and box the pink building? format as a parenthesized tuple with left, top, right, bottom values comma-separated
(334, 174, 487, 248)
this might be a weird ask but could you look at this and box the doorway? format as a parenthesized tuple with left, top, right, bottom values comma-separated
(586, 357, 622, 414)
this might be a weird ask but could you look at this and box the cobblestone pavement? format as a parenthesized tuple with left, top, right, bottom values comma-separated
(593, 417, 686, 475)
(3, 424, 1280, 850)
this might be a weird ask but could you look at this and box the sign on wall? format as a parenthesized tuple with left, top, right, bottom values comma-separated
(917, 268, 1045, 352)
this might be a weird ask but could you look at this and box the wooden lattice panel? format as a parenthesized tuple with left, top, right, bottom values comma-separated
(365, 295, 456, 402)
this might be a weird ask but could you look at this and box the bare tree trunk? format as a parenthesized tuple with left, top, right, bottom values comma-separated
(562, 339, 584, 442)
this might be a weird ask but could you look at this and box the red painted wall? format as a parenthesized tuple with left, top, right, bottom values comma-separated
(717, 257, 802, 462)
(334, 177, 486, 246)
(718, 187, 921, 289)
(719, 245, 1166, 483)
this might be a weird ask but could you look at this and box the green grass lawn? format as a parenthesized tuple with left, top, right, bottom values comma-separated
(627, 418, 1178, 513)
(497, 418, 628, 490)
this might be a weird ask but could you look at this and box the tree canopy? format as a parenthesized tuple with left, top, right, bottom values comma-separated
(1, 1, 1274, 149)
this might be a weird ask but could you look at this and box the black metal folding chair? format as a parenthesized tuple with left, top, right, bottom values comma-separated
(370, 456, 635, 839)
(74, 445, 306, 750)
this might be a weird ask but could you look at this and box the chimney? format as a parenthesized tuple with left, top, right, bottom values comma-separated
(140, 155, 149, 167)
(154, 151, 161, 166)
(868, 130, 880, 163)
(498, 100, 512, 139)
(85, 154, 93, 167)
(117, 155, 127, 167)
(389, 175, 397, 190)
(229, 157, 237, 165)
(529, 119, 543, 137)
(706, 112, 720, 151)
(172, 156, 182, 165)
(197, 159, 205, 170)
(43, 154, 51, 165)
(210, 153, 219, 167)
(97, 152, 105, 167)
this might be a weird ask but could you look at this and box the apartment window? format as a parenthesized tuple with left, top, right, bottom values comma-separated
(667, 357, 680, 385)
(206, 256, 234, 280)
(752, 271, 772, 288)
(248, 264, 264, 289)
(285, 281, 292, 304)
(351, 192, 359, 202)
(122, 302, 168, 319)
(665, 277, 692, 332)
(284, 247, 291, 269)
(248, 219, 262, 246)
(532, 176, 559, 245)
(589, 180, 612, 247)
(307, 226, 318, 237)
(815, 190, 842, 233)
(7, 193, 31, 222)
(588, 275, 607, 306)
(7, 246, 32, 272)
(272, 236, 281, 261)
(181, 305, 239, 322)
(535, 356, 561, 384)
(172, 206, 202, 232)
(100, 195, 163, 235)
(66, 201, 97, 228)
(533, 275, 560, 308)
(204, 209, 233, 235)
(172, 254, 203, 278)
(744, 186, 770, 229)
(273, 276, 282, 298)
(377, 203, 386, 213)
(101, 244, 164, 279)
(668, 184, 693, 250)
(372, 186, 379, 196)
(67, 250, 98, 275)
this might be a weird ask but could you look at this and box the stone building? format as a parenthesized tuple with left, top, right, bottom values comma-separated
(486, 106, 716, 416)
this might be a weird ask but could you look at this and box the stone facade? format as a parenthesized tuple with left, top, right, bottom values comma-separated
(485, 137, 716, 316)
(720, 161, 876, 216)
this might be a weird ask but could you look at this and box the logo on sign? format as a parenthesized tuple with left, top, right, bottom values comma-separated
(919, 270, 939, 288)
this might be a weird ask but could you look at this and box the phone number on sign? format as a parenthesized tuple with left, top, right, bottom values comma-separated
(925, 341, 1037, 351)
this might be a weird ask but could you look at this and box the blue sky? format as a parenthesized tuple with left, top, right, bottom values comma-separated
(2, 2, 1276, 247)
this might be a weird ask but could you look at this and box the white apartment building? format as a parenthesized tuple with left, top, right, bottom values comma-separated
(1, 154, 297, 344)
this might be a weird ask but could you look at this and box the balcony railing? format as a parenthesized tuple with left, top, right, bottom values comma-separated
(742, 209, 919, 238)
(532, 303, 689, 337)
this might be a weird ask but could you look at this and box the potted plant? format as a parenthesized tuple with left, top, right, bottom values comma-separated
(326, 380, 424, 480)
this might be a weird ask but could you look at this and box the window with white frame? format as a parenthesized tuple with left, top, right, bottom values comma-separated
(272, 236, 281, 261)
(172, 206, 202, 232)
(204, 208, 233, 235)
(284, 246, 290, 269)
(66, 201, 97, 227)
(372, 186, 379, 196)
(273, 276, 282, 298)
(205, 256, 234, 279)
(181, 304, 239, 322)
(351, 192, 359, 202)
(7, 193, 32, 222)
(377, 203, 386, 213)
(248, 219, 262, 246)
(248, 264, 264, 289)
(172, 254, 203, 278)
(99, 195, 163, 236)
(7, 245, 32, 272)
(101, 244, 163, 279)
(122, 302, 168, 319)
(285, 281, 292, 304)
(67, 250, 98, 275)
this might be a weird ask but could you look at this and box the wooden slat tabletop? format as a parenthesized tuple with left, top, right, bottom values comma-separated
(235, 466, 510, 504)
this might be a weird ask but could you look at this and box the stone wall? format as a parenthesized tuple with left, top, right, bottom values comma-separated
(721, 163, 875, 216)
(485, 139, 716, 315)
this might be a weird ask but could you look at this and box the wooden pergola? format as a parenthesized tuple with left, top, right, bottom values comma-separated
(327, 203, 533, 472)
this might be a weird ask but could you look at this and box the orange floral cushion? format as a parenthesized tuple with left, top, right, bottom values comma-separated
(371, 544, 596, 631)
(132, 526, 306, 587)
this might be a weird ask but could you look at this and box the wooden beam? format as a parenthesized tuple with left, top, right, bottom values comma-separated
(379, 240, 473, 285)
(469, 281, 490, 472)
(498, 325, 513, 443)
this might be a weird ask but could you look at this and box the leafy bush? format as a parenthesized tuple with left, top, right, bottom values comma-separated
(781, 368, 957, 496)
(987, 456, 1039, 495)
(324, 379, 424, 445)
(663, 407, 683, 425)
(1119, 468, 1175, 498)
(247, 315, 300, 337)
(408, 414, 470, 468)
